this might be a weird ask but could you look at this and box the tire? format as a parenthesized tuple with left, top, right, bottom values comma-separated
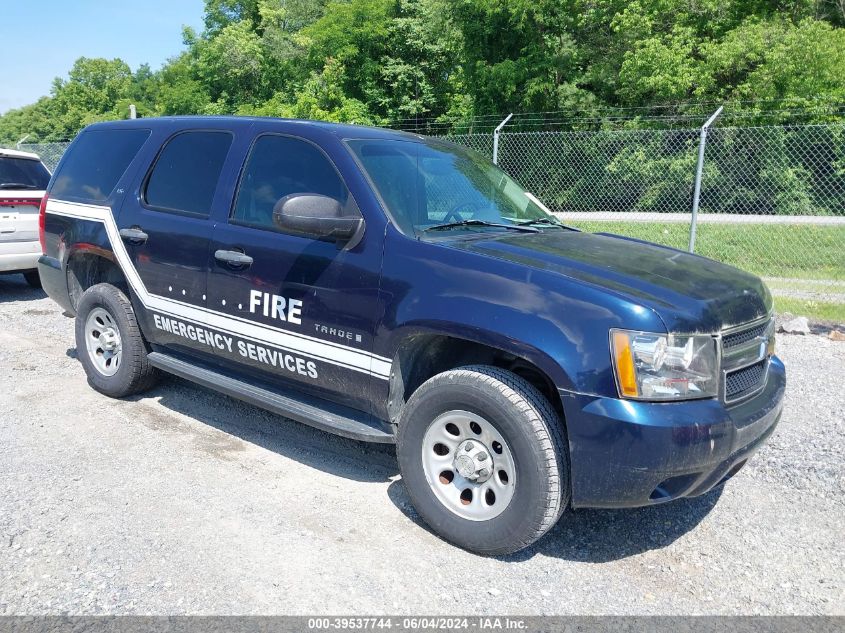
(74, 283, 159, 398)
(396, 365, 570, 556)
(23, 270, 41, 288)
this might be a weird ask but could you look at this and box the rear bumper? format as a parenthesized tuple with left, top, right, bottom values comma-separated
(37, 255, 75, 315)
(0, 240, 41, 273)
(562, 356, 786, 508)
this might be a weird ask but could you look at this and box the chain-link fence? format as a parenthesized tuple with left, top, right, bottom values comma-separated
(696, 126, 845, 312)
(18, 121, 845, 317)
(441, 133, 494, 159)
(18, 142, 69, 172)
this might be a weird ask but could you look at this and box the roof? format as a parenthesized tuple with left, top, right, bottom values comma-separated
(88, 115, 428, 142)
(0, 147, 41, 161)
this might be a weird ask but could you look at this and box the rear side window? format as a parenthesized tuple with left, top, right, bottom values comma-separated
(144, 131, 233, 216)
(51, 129, 150, 202)
(0, 157, 50, 190)
(231, 135, 350, 230)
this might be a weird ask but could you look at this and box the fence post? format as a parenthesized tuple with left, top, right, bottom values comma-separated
(129, 104, 137, 120)
(492, 113, 513, 165)
(15, 135, 30, 149)
(688, 106, 723, 253)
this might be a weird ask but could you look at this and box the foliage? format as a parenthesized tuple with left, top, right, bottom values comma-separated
(490, 124, 845, 217)
(3, 0, 845, 145)
(2, 0, 845, 224)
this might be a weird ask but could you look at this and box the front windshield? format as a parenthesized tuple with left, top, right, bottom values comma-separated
(347, 138, 559, 236)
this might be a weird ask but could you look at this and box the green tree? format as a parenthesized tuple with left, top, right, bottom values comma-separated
(3, 0, 845, 145)
(700, 17, 845, 104)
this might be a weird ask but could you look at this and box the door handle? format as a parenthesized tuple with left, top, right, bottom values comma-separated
(119, 227, 149, 244)
(215, 249, 253, 268)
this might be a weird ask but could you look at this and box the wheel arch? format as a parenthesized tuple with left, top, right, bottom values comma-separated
(66, 247, 128, 312)
(386, 328, 569, 426)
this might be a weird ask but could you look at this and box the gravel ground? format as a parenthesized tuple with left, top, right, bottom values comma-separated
(0, 273, 843, 615)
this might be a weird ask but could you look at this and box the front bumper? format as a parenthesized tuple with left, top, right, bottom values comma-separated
(562, 356, 785, 508)
(0, 240, 41, 273)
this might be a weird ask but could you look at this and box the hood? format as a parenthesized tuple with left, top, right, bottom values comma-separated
(443, 230, 772, 332)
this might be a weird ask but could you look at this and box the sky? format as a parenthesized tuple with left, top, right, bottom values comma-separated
(0, 0, 205, 114)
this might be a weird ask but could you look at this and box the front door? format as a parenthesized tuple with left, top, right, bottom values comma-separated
(205, 132, 386, 413)
(117, 127, 235, 359)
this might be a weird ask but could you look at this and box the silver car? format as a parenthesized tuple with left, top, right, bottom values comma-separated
(0, 148, 50, 287)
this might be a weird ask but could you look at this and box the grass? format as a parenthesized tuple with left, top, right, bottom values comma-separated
(774, 298, 845, 323)
(567, 220, 845, 322)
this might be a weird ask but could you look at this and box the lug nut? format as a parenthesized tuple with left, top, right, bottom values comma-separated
(465, 442, 474, 451)
(477, 452, 488, 461)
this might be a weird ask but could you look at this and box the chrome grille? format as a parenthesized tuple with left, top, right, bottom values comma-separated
(720, 317, 773, 404)
(722, 320, 770, 349)
(725, 360, 767, 401)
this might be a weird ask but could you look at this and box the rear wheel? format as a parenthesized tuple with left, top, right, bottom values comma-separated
(396, 365, 569, 555)
(75, 283, 159, 398)
(23, 270, 41, 288)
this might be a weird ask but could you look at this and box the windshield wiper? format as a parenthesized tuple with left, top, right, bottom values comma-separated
(0, 183, 39, 190)
(423, 219, 539, 233)
(513, 217, 576, 230)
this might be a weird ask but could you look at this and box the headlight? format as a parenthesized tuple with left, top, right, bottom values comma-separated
(610, 329, 718, 400)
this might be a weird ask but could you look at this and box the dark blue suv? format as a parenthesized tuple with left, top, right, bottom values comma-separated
(37, 117, 785, 555)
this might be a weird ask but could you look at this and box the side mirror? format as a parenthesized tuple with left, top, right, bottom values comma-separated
(272, 193, 364, 245)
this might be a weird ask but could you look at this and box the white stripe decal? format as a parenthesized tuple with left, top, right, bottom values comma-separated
(48, 199, 392, 379)
(148, 287, 392, 363)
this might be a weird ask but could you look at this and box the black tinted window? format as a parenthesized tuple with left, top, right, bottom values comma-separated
(0, 157, 50, 190)
(232, 135, 349, 229)
(52, 129, 150, 202)
(145, 131, 232, 216)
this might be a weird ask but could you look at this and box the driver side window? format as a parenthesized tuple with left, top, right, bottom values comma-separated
(231, 134, 351, 231)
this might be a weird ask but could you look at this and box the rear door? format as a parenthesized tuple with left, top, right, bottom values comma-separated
(204, 131, 387, 412)
(117, 125, 237, 359)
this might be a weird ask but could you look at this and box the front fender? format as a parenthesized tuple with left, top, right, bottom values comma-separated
(376, 230, 667, 398)
(385, 320, 576, 392)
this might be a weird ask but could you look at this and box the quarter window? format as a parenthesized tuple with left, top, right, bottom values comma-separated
(232, 135, 351, 231)
(51, 129, 150, 202)
(145, 131, 232, 216)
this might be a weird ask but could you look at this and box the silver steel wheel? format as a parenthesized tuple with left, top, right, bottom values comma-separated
(83, 307, 123, 377)
(421, 410, 516, 521)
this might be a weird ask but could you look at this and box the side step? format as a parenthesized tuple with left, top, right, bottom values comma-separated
(147, 352, 395, 444)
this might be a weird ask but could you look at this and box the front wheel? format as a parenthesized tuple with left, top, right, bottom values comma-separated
(74, 283, 159, 398)
(396, 365, 569, 555)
